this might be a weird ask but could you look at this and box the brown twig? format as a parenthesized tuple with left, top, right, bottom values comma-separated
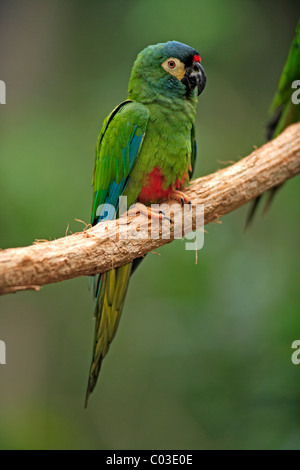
(0, 123, 299, 296)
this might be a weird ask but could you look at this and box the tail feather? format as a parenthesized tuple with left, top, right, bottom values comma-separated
(85, 263, 132, 408)
(262, 185, 282, 215)
(245, 195, 262, 231)
(245, 19, 300, 229)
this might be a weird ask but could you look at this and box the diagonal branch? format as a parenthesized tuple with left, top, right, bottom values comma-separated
(0, 122, 300, 296)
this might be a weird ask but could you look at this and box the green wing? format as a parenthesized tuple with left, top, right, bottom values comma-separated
(267, 20, 300, 139)
(85, 101, 149, 407)
(91, 100, 149, 224)
(246, 20, 300, 228)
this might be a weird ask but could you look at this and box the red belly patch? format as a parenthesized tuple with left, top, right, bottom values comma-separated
(138, 167, 188, 204)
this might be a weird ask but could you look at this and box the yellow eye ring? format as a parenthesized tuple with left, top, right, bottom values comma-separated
(161, 58, 185, 81)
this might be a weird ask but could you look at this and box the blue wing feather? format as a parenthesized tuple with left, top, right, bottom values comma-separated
(93, 130, 144, 224)
(91, 101, 148, 304)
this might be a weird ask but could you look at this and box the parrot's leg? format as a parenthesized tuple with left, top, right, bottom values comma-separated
(120, 202, 170, 221)
(170, 190, 192, 209)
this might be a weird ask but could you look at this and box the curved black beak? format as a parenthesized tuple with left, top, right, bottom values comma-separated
(181, 62, 206, 96)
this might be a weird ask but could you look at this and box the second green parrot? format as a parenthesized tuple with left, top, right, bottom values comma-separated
(246, 20, 300, 227)
(85, 41, 206, 406)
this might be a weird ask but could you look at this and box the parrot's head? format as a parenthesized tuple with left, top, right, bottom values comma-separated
(128, 41, 206, 103)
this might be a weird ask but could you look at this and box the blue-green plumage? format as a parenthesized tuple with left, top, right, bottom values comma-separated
(85, 41, 206, 406)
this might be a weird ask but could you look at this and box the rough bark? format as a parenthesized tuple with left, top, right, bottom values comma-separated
(0, 122, 299, 295)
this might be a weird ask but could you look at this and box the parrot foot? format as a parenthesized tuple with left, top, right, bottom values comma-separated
(120, 203, 171, 222)
(170, 190, 192, 210)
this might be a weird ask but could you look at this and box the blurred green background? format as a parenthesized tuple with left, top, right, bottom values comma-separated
(0, 0, 299, 450)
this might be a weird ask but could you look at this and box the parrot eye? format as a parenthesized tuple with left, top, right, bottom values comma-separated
(161, 57, 185, 81)
(168, 60, 176, 69)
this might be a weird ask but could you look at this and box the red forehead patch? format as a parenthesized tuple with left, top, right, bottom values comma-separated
(193, 55, 201, 63)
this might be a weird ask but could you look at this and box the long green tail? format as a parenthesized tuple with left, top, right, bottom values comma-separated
(85, 263, 132, 407)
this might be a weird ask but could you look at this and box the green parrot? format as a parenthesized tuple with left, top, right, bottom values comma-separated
(85, 41, 206, 407)
(246, 19, 300, 227)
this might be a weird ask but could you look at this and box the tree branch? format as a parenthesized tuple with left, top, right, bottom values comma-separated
(1, 122, 300, 296)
